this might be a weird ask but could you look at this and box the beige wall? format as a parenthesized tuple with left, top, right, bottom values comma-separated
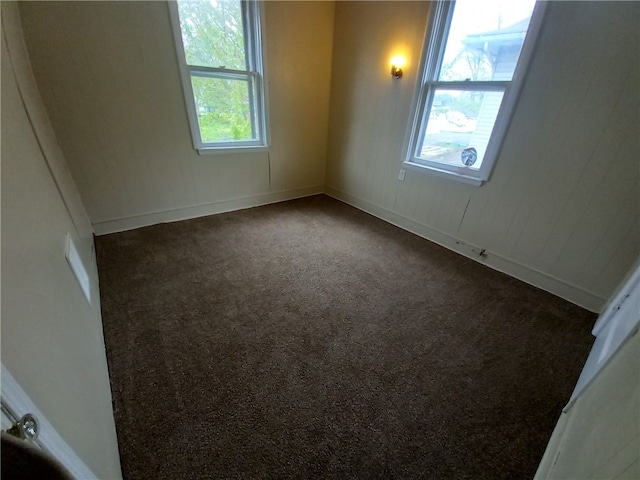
(18, 1, 335, 234)
(18, 1, 638, 310)
(1, 5, 121, 477)
(325, 1, 639, 312)
(3, 2, 639, 476)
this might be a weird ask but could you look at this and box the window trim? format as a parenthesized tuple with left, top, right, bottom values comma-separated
(168, 0, 269, 154)
(403, 0, 548, 185)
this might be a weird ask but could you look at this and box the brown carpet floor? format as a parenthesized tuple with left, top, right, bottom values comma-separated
(96, 194, 596, 480)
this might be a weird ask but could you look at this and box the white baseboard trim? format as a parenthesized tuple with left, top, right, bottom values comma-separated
(1, 364, 98, 479)
(325, 186, 606, 313)
(93, 185, 324, 235)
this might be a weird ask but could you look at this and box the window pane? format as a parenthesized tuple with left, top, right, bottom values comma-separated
(177, 0, 246, 71)
(191, 75, 255, 142)
(438, 0, 536, 81)
(418, 89, 504, 169)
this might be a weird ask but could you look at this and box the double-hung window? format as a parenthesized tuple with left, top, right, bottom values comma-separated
(404, 0, 545, 185)
(169, 0, 267, 152)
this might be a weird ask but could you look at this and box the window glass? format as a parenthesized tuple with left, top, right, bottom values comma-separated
(191, 75, 255, 142)
(419, 89, 504, 169)
(177, 0, 247, 71)
(439, 0, 536, 82)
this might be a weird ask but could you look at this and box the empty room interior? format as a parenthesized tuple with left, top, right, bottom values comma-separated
(1, 0, 639, 479)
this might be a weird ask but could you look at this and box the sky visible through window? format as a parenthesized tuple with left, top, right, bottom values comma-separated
(444, 0, 536, 61)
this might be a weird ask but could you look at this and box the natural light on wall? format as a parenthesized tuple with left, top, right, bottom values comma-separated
(404, 0, 543, 185)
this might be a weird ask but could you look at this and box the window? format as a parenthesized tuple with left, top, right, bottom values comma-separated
(169, 0, 267, 153)
(404, 0, 546, 185)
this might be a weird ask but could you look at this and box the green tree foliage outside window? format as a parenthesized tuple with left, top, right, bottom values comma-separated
(177, 0, 257, 143)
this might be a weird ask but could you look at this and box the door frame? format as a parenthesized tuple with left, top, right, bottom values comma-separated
(564, 258, 640, 411)
(1, 364, 97, 479)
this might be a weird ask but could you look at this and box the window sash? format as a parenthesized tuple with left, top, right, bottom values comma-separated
(189, 70, 258, 144)
(413, 83, 507, 162)
(404, 0, 546, 185)
(169, 0, 267, 152)
(189, 65, 258, 80)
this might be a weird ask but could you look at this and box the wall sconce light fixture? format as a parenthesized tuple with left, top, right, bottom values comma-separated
(390, 55, 405, 79)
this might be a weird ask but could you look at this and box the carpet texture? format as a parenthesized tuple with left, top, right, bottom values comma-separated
(97, 195, 596, 479)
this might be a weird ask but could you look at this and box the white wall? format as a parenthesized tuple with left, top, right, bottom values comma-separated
(535, 332, 639, 479)
(18, 1, 335, 235)
(1, 3, 121, 477)
(535, 262, 640, 478)
(325, 1, 639, 312)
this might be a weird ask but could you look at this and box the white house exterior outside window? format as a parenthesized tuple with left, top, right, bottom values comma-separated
(404, 0, 546, 185)
(169, 0, 267, 153)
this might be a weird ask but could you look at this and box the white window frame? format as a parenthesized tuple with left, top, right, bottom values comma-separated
(403, 0, 547, 186)
(168, 0, 268, 155)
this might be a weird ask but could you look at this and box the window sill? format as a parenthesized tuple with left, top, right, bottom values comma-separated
(197, 145, 269, 156)
(402, 160, 485, 186)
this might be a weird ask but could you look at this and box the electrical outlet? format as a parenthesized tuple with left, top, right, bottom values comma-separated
(398, 169, 406, 181)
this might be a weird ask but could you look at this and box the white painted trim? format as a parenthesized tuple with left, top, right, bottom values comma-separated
(1, 364, 97, 480)
(167, 1, 202, 149)
(1, 406, 15, 431)
(198, 145, 270, 156)
(325, 186, 606, 313)
(402, 159, 483, 186)
(592, 258, 640, 337)
(93, 185, 324, 235)
(563, 259, 640, 411)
